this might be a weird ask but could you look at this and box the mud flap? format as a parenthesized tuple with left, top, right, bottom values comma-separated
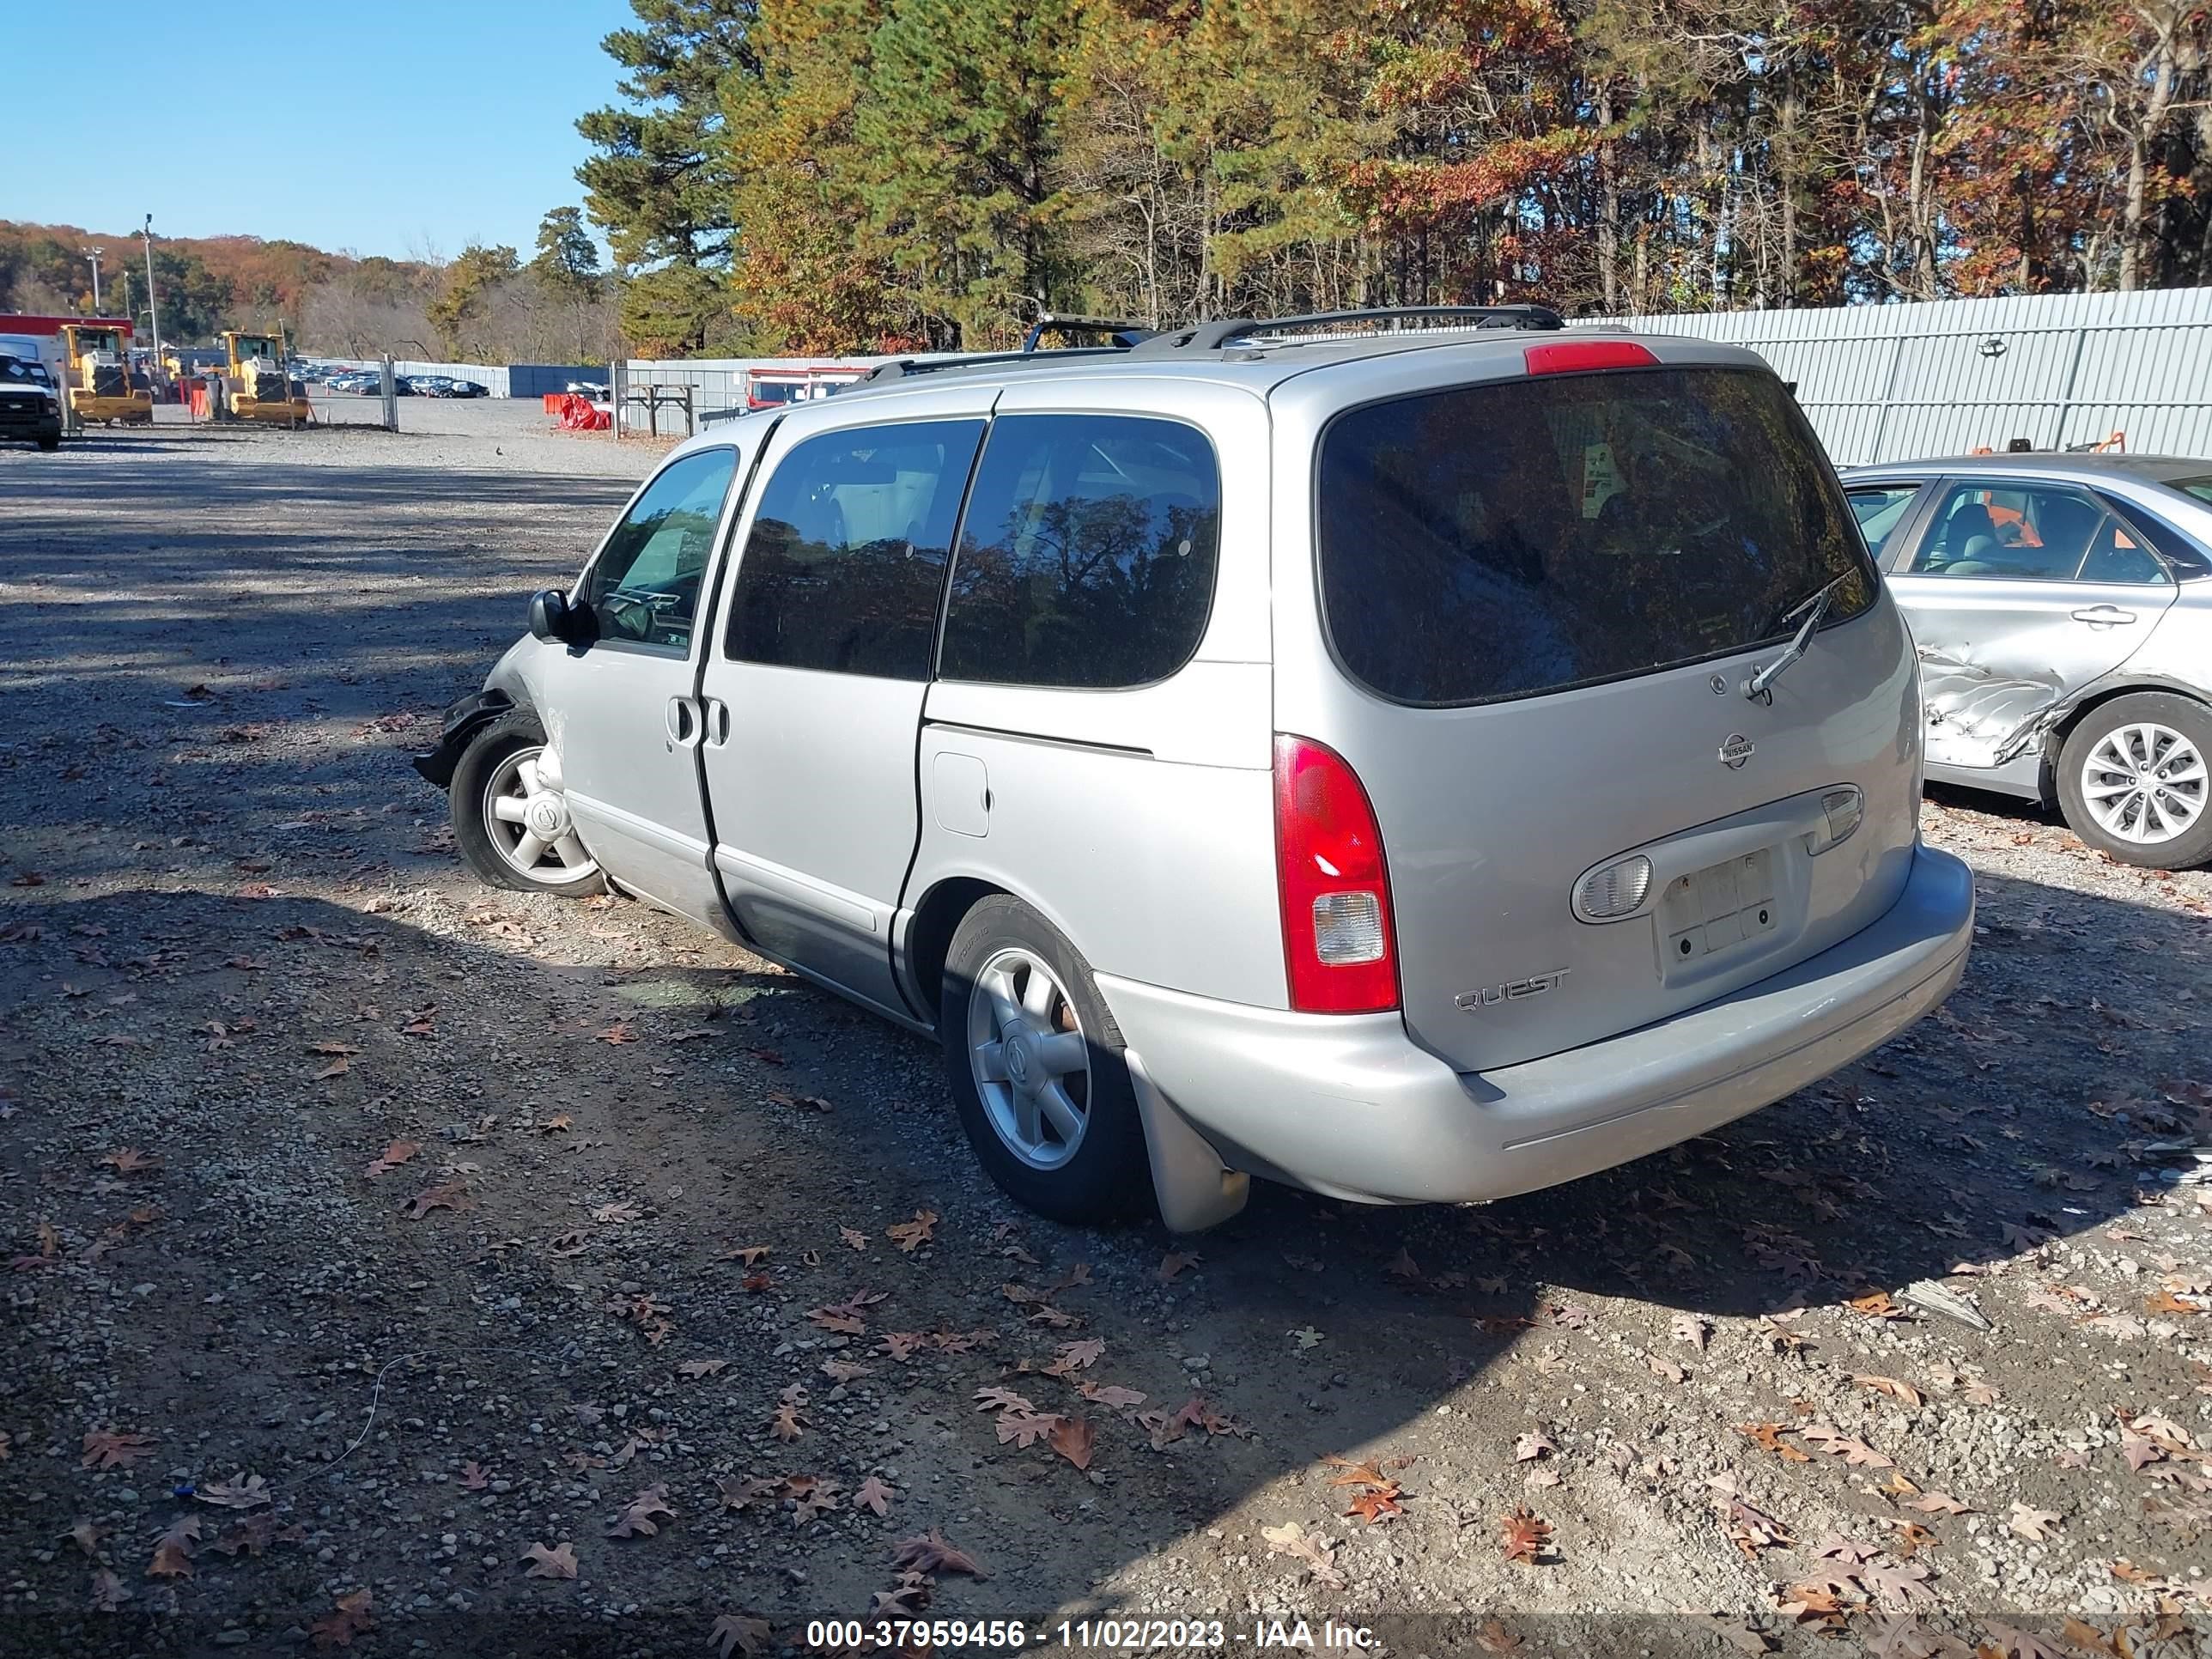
(1125, 1049, 1249, 1232)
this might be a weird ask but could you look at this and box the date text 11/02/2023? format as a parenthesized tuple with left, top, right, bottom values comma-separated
(802, 1618, 1381, 1650)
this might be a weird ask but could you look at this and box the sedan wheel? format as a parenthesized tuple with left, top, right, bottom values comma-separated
(481, 745, 599, 884)
(2079, 722, 2205, 846)
(2057, 693, 2212, 870)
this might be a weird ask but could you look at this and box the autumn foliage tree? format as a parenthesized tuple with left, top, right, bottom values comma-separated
(571, 0, 2212, 353)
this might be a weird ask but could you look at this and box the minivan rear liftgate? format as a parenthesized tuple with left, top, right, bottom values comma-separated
(1276, 353, 1921, 1076)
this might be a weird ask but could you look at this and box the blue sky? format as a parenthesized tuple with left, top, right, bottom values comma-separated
(9, 0, 641, 259)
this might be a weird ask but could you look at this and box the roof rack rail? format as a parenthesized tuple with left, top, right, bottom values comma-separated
(856, 343, 1133, 386)
(1129, 304, 1566, 356)
(1019, 314, 1154, 352)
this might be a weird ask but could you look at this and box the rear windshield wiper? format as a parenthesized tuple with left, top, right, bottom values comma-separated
(1742, 575, 1850, 704)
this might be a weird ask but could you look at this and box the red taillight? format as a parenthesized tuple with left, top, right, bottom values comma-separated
(1273, 734, 1399, 1014)
(1522, 340, 1658, 375)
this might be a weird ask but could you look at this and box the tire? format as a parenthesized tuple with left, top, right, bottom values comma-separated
(939, 895, 1152, 1224)
(2056, 691, 2212, 870)
(36, 436, 58, 452)
(447, 711, 605, 896)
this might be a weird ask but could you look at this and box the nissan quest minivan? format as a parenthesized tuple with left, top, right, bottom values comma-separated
(416, 307, 1974, 1231)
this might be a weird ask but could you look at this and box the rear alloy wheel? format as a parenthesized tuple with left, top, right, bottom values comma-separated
(2057, 692, 2212, 870)
(448, 713, 605, 896)
(939, 896, 1151, 1224)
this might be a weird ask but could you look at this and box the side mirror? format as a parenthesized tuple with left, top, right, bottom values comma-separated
(527, 588, 580, 644)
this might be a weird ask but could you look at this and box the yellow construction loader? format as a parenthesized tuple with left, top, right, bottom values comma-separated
(58, 323, 153, 425)
(216, 330, 309, 424)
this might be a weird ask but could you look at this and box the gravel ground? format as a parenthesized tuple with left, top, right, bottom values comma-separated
(3, 421, 2210, 1659)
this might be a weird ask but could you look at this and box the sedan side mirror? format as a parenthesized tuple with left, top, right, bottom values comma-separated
(527, 588, 583, 645)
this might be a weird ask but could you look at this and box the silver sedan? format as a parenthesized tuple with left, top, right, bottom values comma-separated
(1844, 453, 2212, 867)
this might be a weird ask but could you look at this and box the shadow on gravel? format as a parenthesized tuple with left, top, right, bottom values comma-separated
(0, 860, 2194, 1656)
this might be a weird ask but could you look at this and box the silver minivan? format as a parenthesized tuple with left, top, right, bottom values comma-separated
(416, 307, 1974, 1231)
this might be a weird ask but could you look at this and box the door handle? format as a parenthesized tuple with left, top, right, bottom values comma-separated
(665, 696, 702, 746)
(701, 697, 732, 746)
(2069, 605, 2138, 626)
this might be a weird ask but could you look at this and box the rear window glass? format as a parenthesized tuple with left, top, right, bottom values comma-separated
(940, 414, 1220, 689)
(1317, 367, 1875, 707)
(2168, 477, 2212, 509)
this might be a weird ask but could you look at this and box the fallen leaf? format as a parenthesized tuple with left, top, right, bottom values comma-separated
(1854, 1374, 1926, 1409)
(1259, 1519, 1347, 1589)
(591, 1200, 641, 1224)
(1645, 1351, 1687, 1382)
(724, 1244, 770, 1265)
(1047, 1416, 1096, 1470)
(88, 1568, 130, 1611)
(890, 1528, 987, 1577)
(100, 1148, 161, 1176)
(148, 1515, 199, 1577)
(1500, 1506, 1552, 1564)
(708, 1613, 773, 1658)
(2006, 1503, 2062, 1541)
(607, 1484, 675, 1538)
(1801, 1421, 1894, 1468)
(838, 1226, 870, 1251)
(194, 1474, 271, 1510)
(1158, 1250, 1200, 1283)
(364, 1139, 419, 1177)
(1736, 1422, 1812, 1462)
(1907, 1490, 1971, 1515)
(770, 1403, 805, 1442)
(1046, 1338, 1105, 1375)
(459, 1462, 491, 1491)
(1079, 1381, 1146, 1409)
(1513, 1431, 1555, 1462)
(313, 1057, 351, 1080)
(309, 1589, 376, 1650)
(403, 1182, 467, 1219)
(1672, 1312, 1710, 1351)
(995, 1410, 1059, 1449)
(522, 1540, 578, 1578)
(82, 1430, 155, 1470)
(887, 1209, 939, 1252)
(1845, 1291, 1913, 1322)
(1346, 1483, 1404, 1523)
(854, 1476, 893, 1516)
(596, 1023, 639, 1044)
(676, 1358, 728, 1380)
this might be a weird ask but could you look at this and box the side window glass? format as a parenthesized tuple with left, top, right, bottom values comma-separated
(726, 419, 985, 680)
(2077, 518, 2174, 586)
(940, 415, 1222, 689)
(1845, 486, 1919, 561)
(1911, 483, 2102, 581)
(579, 447, 738, 651)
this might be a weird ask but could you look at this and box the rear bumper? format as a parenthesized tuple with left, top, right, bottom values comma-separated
(1100, 844, 1973, 1208)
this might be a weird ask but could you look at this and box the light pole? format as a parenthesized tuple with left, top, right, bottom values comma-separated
(82, 247, 104, 312)
(140, 216, 163, 362)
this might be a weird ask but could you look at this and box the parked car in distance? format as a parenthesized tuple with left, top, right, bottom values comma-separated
(0, 352, 62, 450)
(414, 307, 1973, 1231)
(445, 379, 489, 398)
(566, 380, 610, 398)
(1844, 454, 2212, 867)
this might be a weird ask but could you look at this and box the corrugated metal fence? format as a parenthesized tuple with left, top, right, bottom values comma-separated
(1595, 286, 2212, 465)
(614, 288, 2212, 464)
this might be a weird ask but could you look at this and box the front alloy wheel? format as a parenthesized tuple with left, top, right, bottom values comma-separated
(481, 745, 599, 884)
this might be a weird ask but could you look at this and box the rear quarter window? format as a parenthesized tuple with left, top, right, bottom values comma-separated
(1316, 366, 1874, 707)
(939, 414, 1220, 690)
